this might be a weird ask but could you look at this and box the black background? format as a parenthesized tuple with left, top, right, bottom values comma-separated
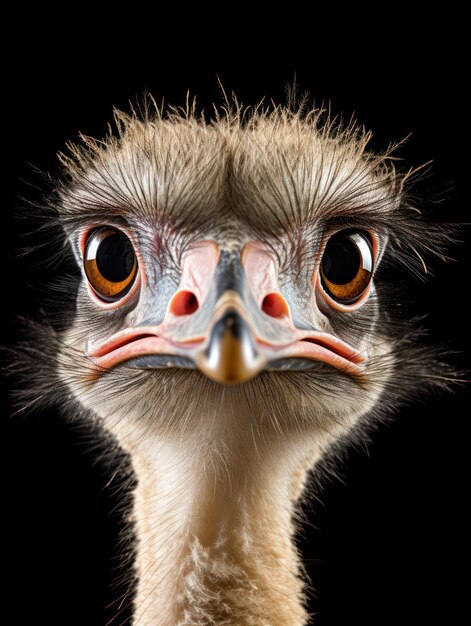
(4, 31, 470, 626)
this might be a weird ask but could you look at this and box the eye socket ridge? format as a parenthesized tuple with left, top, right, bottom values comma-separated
(83, 227, 138, 303)
(320, 229, 374, 305)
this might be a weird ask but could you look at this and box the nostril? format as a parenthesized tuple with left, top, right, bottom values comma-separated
(170, 290, 199, 316)
(261, 293, 289, 319)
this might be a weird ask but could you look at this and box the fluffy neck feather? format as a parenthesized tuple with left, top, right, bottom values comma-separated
(115, 409, 333, 626)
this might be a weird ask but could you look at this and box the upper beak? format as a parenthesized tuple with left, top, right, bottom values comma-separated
(195, 307, 264, 384)
(193, 248, 269, 384)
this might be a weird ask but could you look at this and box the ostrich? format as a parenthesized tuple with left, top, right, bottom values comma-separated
(17, 99, 452, 625)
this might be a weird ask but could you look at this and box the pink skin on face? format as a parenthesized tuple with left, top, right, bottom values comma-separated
(88, 241, 366, 378)
(167, 241, 220, 318)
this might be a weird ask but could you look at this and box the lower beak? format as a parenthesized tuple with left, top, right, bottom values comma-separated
(195, 309, 264, 384)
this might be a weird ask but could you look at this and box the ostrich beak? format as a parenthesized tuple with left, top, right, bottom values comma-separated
(195, 308, 264, 385)
(190, 249, 265, 383)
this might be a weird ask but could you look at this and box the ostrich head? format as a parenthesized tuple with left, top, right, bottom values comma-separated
(56, 108, 418, 437)
(31, 101, 450, 625)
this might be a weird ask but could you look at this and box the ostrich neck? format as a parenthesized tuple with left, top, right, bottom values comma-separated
(118, 421, 321, 626)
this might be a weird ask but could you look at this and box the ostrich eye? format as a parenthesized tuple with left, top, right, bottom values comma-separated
(320, 230, 374, 304)
(84, 228, 138, 302)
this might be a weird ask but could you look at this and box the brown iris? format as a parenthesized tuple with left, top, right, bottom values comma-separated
(84, 228, 138, 302)
(320, 230, 374, 304)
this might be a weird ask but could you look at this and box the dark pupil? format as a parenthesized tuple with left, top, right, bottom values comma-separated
(322, 235, 360, 284)
(96, 234, 134, 282)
